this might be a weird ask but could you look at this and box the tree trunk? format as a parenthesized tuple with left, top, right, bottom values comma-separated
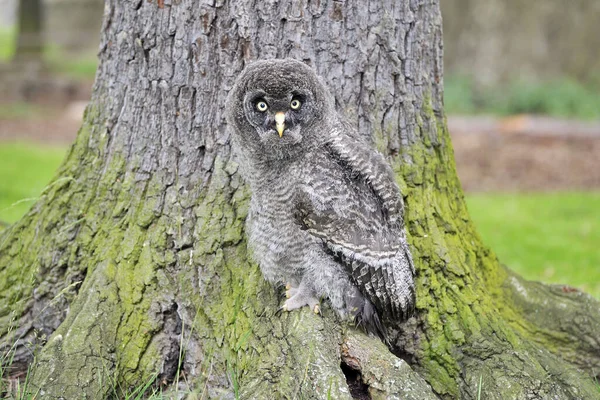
(1, 1, 599, 399)
(14, 0, 43, 62)
(44, 0, 105, 55)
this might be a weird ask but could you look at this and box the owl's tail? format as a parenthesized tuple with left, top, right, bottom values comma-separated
(346, 288, 387, 342)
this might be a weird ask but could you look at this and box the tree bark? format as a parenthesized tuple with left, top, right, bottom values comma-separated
(1, 0, 599, 399)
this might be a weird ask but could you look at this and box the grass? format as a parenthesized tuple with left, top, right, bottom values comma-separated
(44, 43, 98, 80)
(47, 55, 98, 80)
(444, 75, 600, 120)
(0, 142, 66, 224)
(467, 192, 600, 298)
(0, 28, 16, 61)
(0, 102, 45, 120)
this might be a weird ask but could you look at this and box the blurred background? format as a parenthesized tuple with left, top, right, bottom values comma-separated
(0, 0, 598, 297)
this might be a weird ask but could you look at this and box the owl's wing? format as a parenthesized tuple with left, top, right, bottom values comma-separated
(328, 124, 405, 227)
(295, 127, 415, 320)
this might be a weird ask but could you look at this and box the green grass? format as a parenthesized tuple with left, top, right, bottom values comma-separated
(467, 192, 600, 298)
(444, 75, 600, 120)
(0, 102, 45, 119)
(0, 143, 598, 299)
(47, 54, 98, 80)
(0, 28, 16, 61)
(44, 42, 98, 80)
(0, 142, 66, 224)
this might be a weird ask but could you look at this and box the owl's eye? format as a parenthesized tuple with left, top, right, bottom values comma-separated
(256, 101, 268, 112)
(290, 99, 302, 110)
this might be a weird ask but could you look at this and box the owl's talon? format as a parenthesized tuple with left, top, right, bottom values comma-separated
(283, 289, 320, 313)
(285, 287, 298, 299)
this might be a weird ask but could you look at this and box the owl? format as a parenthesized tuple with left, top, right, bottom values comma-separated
(225, 59, 415, 336)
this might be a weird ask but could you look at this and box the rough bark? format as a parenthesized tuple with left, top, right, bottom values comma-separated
(1, 1, 599, 399)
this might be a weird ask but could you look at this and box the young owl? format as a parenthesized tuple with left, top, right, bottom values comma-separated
(225, 59, 415, 336)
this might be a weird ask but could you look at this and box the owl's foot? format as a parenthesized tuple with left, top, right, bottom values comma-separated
(283, 297, 320, 314)
(285, 282, 296, 299)
(282, 283, 320, 314)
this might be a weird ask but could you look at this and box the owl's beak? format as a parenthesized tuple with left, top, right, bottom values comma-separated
(275, 112, 285, 137)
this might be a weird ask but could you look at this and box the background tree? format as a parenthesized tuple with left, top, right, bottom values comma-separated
(441, 0, 600, 87)
(1, 0, 599, 399)
(14, 0, 43, 62)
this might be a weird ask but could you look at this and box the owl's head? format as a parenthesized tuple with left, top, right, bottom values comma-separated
(226, 59, 335, 161)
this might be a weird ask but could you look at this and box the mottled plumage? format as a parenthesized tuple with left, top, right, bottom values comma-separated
(225, 59, 415, 335)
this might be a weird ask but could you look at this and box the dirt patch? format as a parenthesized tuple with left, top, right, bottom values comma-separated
(449, 115, 600, 191)
(0, 68, 91, 144)
(0, 109, 81, 144)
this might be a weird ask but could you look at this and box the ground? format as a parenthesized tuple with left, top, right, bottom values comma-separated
(449, 115, 600, 191)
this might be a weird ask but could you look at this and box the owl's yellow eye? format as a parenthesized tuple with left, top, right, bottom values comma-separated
(290, 99, 301, 110)
(256, 101, 268, 112)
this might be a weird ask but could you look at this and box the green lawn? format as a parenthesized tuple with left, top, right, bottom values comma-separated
(0, 142, 66, 223)
(467, 193, 600, 298)
(0, 142, 598, 298)
(0, 28, 16, 61)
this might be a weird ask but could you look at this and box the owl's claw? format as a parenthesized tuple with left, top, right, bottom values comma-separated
(285, 287, 297, 299)
(283, 293, 320, 314)
(281, 280, 319, 313)
(285, 281, 299, 298)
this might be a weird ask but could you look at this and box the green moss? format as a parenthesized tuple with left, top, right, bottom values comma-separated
(395, 92, 517, 395)
(421, 358, 459, 398)
(394, 91, 600, 398)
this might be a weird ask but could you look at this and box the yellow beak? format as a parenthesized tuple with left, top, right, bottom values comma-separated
(275, 112, 285, 137)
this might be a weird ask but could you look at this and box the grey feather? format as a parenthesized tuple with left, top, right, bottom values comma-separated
(226, 59, 415, 334)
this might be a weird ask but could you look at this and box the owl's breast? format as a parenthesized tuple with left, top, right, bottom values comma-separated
(246, 182, 311, 281)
